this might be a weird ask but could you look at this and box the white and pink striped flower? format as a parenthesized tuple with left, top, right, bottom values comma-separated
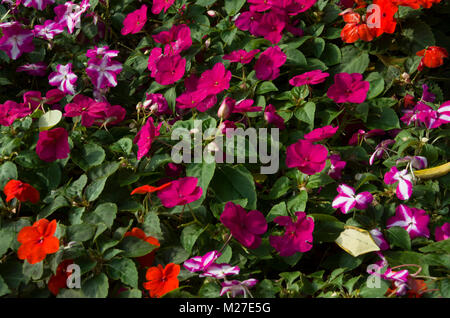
(384, 166, 413, 201)
(54, 0, 90, 34)
(86, 56, 122, 89)
(370, 228, 389, 251)
(17, 62, 47, 76)
(34, 20, 64, 40)
(199, 263, 240, 279)
(0, 24, 34, 60)
(22, 0, 55, 10)
(332, 184, 373, 214)
(383, 268, 409, 296)
(369, 139, 395, 165)
(48, 63, 78, 95)
(387, 204, 430, 239)
(219, 279, 258, 298)
(183, 250, 220, 273)
(396, 156, 428, 170)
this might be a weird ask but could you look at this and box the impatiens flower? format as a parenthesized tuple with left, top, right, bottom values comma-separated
(220, 202, 267, 249)
(36, 127, 70, 162)
(235, 10, 262, 35)
(54, 0, 90, 34)
(304, 125, 339, 142)
(131, 182, 172, 196)
(124, 228, 160, 268)
(22, 0, 54, 10)
(48, 259, 74, 295)
(289, 70, 330, 86)
(147, 47, 186, 86)
(17, 219, 60, 264)
(264, 104, 285, 129)
(157, 177, 203, 208)
(0, 100, 32, 126)
(232, 99, 262, 113)
(34, 20, 64, 40)
(396, 156, 428, 170)
(86, 56, 123, 89)
(348, 129, 385, 145)
(152, 0, 175, 14)
(219, 120, 237, 136)
(200, 263, 240, 279)
(143, 263, 180, 298)
(370, 228, 390, 251)
(134, 117, 162, 161)
(86, 46, 119, 59)
(384, 166, 413, 201)
(223, 49, 260, 64)
(340, 11, 374, 43)
(219, 279, 258, 298)
(183, 250, 221, 273)
(332, 184, 373, 214)
(327, 72, 370, 104)
(369, 139, 395, 165)
(383, 268, 409, 296)
(248, 0, 274, 12)
(269, 211, 314, 257)
(416, 46, 448, 69)
(254, 46, 286, 81)
(328, 154, 346, 179)
(0, 24, 35, 60)
(387, 204, 430, 239)
(368, 0, 398, 37)
(197, 63, 231, 95)
(64, 95, 106, 127)
(16, 62, 47, 76)
(165, 163, 183, 178)
(3, 179, 40, 204)
(286, 139, 328, 175)
(121, 4, 147, 35)
(152, 24, 192, 54)
(435, 223, 450, 241)
(48, 63, 78, 95)
(254, 10, 286, 44)
(421, 84, 435, 103)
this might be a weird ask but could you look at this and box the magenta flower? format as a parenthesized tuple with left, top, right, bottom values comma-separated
(219, 279, 258, 298)
(143, 93, 171, 115)
(64, 95, 107, 127)
(248, 0, 274, 11)
(183, 250, 221, 273)
(121, 4, 147, 35)
(435, 223, 450, 241)
(36, 127, 70, 162)
(86, 46, 119, 59)
(232, 99, 262, 113)
(223, 49, 260, 64)
(17, 62, 47, 76)
(387, 204, 430, 239)
(48, 63, 78, 95)
(54, 0, 90, 34)
(0, 24, 34, 60)
(219, 120, 237, 136)
(269, 211, 314, 257)
(176, 90, 208, 110)
(235, 11, 262, 35)
(0, 101, 32, 126)
(217, 97, 234, 119)
(332, 184, 373, 214)
(328, 154, 346, 179)
(22, 0, 54, 10)
(370, 228, 389, 251)
(264, 104, 285, 129)
(420, 84, 435, 103)
(304, 125, 338, 142)
(384, 166, 413, 201)
(396, 156, 428, 170)
(383, 268, 409, 296)
(200, 264, 240, 279)
(254, 11, 286, 44)
(286, 139, 328, 175)
(152, 24, 192, 54)
(133, 117, 161, 161)
(147, 47, 186, 86)
(152, 0, 175, 14)
(279, 0, 317, 15)
(327, 73, 370, 104)
(220, 202, 267, 249)
(369, 139, 395, 165)
(86, 56, 123, 89)
(348, 129, 385, 145)
(289, 70, 330, 87)
(157, 177, 203, 208)
(33, 20, 64, 40)
(197, 63, 231, 95)
(254, 46, 286, 81)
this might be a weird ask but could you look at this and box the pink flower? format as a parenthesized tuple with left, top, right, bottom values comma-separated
(217, 97, 234, 119)
(289, 70, 330, 86)
(0, 24, 34, 60)
(48, 63, 78, 95)
(200, 264, 240, 279)
(54, 0, 90, 34)
(133, 117, 161, 161)
(254, 46, 286, 81)
(197, 63, 231, 95)
(248, 0, 274, 11)
(235, 11, 262, 35)
(22, 0, 54, 10)
(121, 5, 147, 35)
(223, 49, 260, 64)
(16, 62, 47, 76)
(152, 0, 175, 14)
(36, 127, 70, 162)
(143, 93, 171, 115)
(332, 184, 373, 214)
(86, 56, 123, 89)
(220, 202, 267, 249)
(0, 101, 32, 126)
(157, 177, 203, 208)
(278, 0, 317, 15)
(232, 99, 262, 113)
(64, 95, 106, 127)
(327, 73, 370, 104)
(34, 20, 64, 40)
(396, 156, 427, 170)
(369, 139, 395, 165)
(269, 211, 314, 257)
(370, 228, 389, 251)
(384, 166, 413, 201)
(286, 139, 328, 175)
(183, 250, 221, 273)
(348, 129, 385, 145)
(147, 47, 186, 86)
(219, 120, 237, 136)
(328, 154, 346, 179)
(86, 46, 119, 59)
(304, 125, 338, 142)
(264, 104, 285, 129)
(220, 279, 258, 298)
(386, 204, 430, 239)
(382, 268, 409, 296)
(435, 223, 450, 241)
(254, 11, 286, 44)
(152, 24, 192, 54)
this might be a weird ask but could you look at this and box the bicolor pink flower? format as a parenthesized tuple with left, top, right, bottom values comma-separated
(143, 93, 171, 115)
(86, 56, 123, 89)
(304, 125, 338, 142)
(269, 211, 314, 257)
(332, 184, 373, 214)
(327, 72, 370, 104)
(152, 0, 175, 14)
(54, 0, 90, 34)
(435, 223, 450, 241)
(264, 104, 285, 129)
(34, 20, 64, 40)
(436, 101, 450, 126)
(197, 63, 231, 95)
(286, 139, 328, 175)
(254, 46, 286, 81)
(200, 264, 240, 279)
(289, 70, 330, 86)
(223, 49, 260, 64)
(387, 204, 430, 239)
(22, 0, 54, 10)
(36, 127, 70, 162)
(328, 154, 346, 179)
(219, 279, 258, 298)
(396, 156, 428, 170)
(48, 63, 78, 95)
(152, 24, 192, 54)
(183, 250, 221, 273)
(0, 101, 32, 126)
(147, 47, 186, 86)
(383, 268, 409, 296)
(121, 4, 147, 35)
(220, 202, 267, 249)
(133, 117, 161, 161)
(369, 139, 395, 165)
(157, 177, 203, 208)
(17, 62, 47, 76)
(348, 129, 385, 145)
(384, 166, 413, 201)
(0, 24, 34, 60)
(370, 228, 389, 251)
(86, 46, 119, 59)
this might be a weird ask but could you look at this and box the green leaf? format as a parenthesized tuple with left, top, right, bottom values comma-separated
(67, 223, 96, 242)
(118, 236, 157, 258)
(334, 46, 369, 74)
(82, 273, 109, 298)
(84, 202, 117, 228)
(84, 178, 107, 202)
(117, 288, 142, 298)
(285, 49, 307, 67)
(306, 173, 335, 189)
(267, 202, 288, 223)
(88, 161, 120, 180)
(366, 72, 384, 99)
(142, 211, 162, 239)
(180, 224, 206, 254)
(359, 279, 390, 298)
(0, 227, 13, 258)
(0, 275, 11, 297)
(186, 160, 215, 208)
(294, 102, 316, 130)
(287, 191, 308, 213)
(268, 176, 291, 199)
(310, 214, 345, 242)
(71, 143, 106, 171)
(107, 258, 138, 289)
(164, 87, 177, 114)
(38, 196, 70, 219)
(419, 239, 450, 254)
(256, 81, 278, 95)
(65, 174, 88, 199)
(22, 261, 43, 280)
(224, 0, 246, 15)
(321, 43, 341, 66)
(440, 278, 450, 297)
(400, 20, 435, 54)
(366, 107, 400, 130)
(0, 161, 17, 189)
(110, 137, 133, 155)
(312, 38, 325, 58)
(386, 227, 411, 250)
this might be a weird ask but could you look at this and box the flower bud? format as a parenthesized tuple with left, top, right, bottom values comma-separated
(207, 10, 216, 17)
(217, 97, 234, 119)
(205, 38, 211, 48)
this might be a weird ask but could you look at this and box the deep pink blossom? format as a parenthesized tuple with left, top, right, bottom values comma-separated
(327, 72, 370, 104)
(248, 0, 274, 11)
(22, 0, 54, 10)
(34, 20, 64, 40)
(332, 184, 373, 214)
(435, 223, 450, 241)
(370, 228, 389, 251)
(197, 63, 231, 95)
(304, 125, 338, 142)
(157, 177, 203, 208)
(235, 11, 262, 35)
(384, 166, 413, 201)
(64, 95, 107, 127)
(264, 104, 285, 129)
(276, 0, 317, 15)
(386, 204, 430, 239)
(254, 46, 286, 81)
(254, 11, 286, 44)
(0, 101, 32, 126)
(232, 99, 262, 113)
(223, 49, 260, 64)
(286, 139, 328, 175)
(147, 47, 186, 86)
(36, 127, 70, 162)
(121, 5, 147, 35)
(183, 250, 221, 273)
(269, 211, 314, 257)
(152, 24, 192, 54)
(48, 63, 78, 95)
(143, 93, 171, 115)
(133, 117, 161, 161)
(0, 24, 34, 60)
(16, 62, 47, 76)
(289, 70, 330, 86)
(348, 129, 385, 145)
(86, 56, 123, 89)
(152, 0, 175, 14)
(328, 154, 346, 179)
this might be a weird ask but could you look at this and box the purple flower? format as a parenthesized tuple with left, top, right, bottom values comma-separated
(48, 63, 78, 95)
(264, 104, 285, 129)
(370, 228, 389, 251)
(289, 70, 330, 87)
(133, 117, 161, 161)
(269, 211, 314, 257)
(0, 24, 34, 60)
(54, 0, 90, 34)
(86, 56, 123, 89)
(369, 139, 395, 165)
(304, 125, 338, 142)
(383, 268, 409, 296)
(384, 166, 413, 201)
(420, 84, 435, 103)
(22, 0, 54, 10)
(332, 184, 373, 214)
(200, 264, 240, 279)
(220, 202, 267, 249)
(396, 156, 428, 170)
(183, 250, 221, 273)
(36, 127, 70, 162)
(157, 177, 203, 208)
(387, 204, 430, 239)
(254, 46, 286, 81)
(328, 154, 346, 179)
(219, 279, 258, 298)
(16, 62, 47, 76)
(327, 73, 370, 104)
(435, 223, 450, 241)
(33, 20, 64, 40)
(286, 139, 328, 175)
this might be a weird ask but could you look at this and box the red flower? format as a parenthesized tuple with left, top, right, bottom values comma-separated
(3, 179, 40, 204)
(48, 259, 74, 296)
(368, 0, 398, 38)
(340, 12, 374, 43)
(406, 279, 428, 298)
(124, 228, 160, 268)
(17, 219, 60, 264)
(130, 182, 172, 195)
(416, 46, 448, 69)
(143, 263, 180, 298)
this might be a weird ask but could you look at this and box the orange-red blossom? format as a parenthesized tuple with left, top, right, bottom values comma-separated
(143, 263, 180, 298)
